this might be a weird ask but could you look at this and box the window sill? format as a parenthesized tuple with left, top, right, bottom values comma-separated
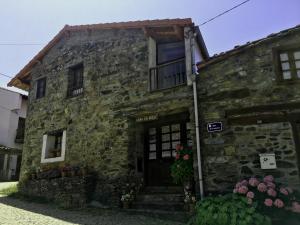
(41, 156, 65, 163)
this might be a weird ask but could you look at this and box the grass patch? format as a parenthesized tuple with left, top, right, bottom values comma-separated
(0, 184, 18, 196)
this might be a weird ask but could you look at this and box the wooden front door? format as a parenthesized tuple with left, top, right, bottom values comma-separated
(144, 114, 190, 186)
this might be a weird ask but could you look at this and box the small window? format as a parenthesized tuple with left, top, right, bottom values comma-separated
(277, 48, 300, 81)
(41, 130, 66, 163)
(67, 63, 84, 97)
(36, 78, 46, 99)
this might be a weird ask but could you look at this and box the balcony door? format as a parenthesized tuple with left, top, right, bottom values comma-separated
(150, 41, 186, 90)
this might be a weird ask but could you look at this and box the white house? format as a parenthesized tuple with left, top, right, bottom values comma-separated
(0, 87, 27, 181)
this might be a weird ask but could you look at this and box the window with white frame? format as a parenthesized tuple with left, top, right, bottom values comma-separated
(277, 48, 300, 80)
(41, 130, 66, 163)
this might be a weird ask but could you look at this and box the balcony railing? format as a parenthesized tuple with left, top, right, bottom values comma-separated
(149, 58, 186, 91)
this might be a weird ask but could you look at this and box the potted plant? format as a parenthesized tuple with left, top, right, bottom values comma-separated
(184, 191, 197, 214)
(121, 191, 134, 209)
(171, 144, 194, 188)
(60, 164, 72, 177)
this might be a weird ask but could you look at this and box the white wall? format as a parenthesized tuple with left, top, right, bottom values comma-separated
(0, 87, 27, 149)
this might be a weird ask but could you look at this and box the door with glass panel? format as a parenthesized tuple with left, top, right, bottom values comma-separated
(145, 116, 191, 186)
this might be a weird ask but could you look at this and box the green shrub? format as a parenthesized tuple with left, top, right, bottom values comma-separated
(192, 194, 271, 225)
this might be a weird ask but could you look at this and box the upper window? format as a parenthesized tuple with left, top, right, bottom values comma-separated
(278, 48, 300, 80)
(150, 41, 186, 91)
(67, 63, 84, 97)
(36, 78, 46, 99)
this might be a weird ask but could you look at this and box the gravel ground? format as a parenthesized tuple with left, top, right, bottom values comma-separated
(0, 182, 183, 225)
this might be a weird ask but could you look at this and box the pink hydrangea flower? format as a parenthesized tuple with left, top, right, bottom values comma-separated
(249, 178, 259, 187)
(280, 187, 289, 196)
(235, 182, 242, 189)
(246, 191, 254, 199)
(257, 183, 267, 192)
(264, 198, 273, 207)
(175, 144, 181, 151)
(274, 199, 284, 208)
(238, 186, 248, 194)
(266, 182, 276, 189)
(233, 188, 238, 193)
(267, 188, 277, 197)
(183, 154, 190, 160)
(263, 175, 274, 183)
(292, 202, 300, 213)
(241, 180, 248, 186)
(247, 198, 253, 205)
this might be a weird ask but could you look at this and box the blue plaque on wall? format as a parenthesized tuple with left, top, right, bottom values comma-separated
(207, 122, 223, 132)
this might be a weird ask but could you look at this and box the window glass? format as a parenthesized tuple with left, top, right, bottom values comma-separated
(280, 53, 289, 61)
(294, 51, 300, 60)
(295, 61, 300, 69)
(283, 71, 292, 80)
(157, 42, 185, 65)
(36, 78, 46, 99)
(162, 151, 171, 158)
(297, 70, 300, 78)
(68, 64, 83, 97)
(281, 62, 290, 70)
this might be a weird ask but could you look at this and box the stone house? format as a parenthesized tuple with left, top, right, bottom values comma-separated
(0, 87, 27, 181)
(8, 18, 209, 208)
(7, 18, 300, 208)
(197, 24, 300, 192)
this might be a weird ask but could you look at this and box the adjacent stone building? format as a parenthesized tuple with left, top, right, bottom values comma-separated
(197, 24, 300, 192)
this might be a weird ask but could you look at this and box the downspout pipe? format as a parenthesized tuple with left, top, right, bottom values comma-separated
(190, 30, 204, 200)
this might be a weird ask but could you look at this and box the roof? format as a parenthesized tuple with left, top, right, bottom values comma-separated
(197, 24, 300, 70)
(8, 18, 198, 90)
(0, 86, 28, 97)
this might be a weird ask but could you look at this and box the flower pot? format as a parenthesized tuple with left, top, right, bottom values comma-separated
(123, 201, 130, 209)
(71, 170, 76, 177)
(81, 168, 88, 177)
(189, 203, 195, 214)
(61, 171, 67, 177)
(31, 173, 36, 180)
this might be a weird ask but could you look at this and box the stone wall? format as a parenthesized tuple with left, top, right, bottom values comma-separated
(21, 28, 195, 206)
(197, 29, 300, 193)
(19, 175, 96, 208)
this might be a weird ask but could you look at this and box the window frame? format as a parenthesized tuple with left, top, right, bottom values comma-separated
(67, 63, 84, 97)
(273, 44, 300, 82)
(36, 77, 46, 99)
(41, 130, 66, 163)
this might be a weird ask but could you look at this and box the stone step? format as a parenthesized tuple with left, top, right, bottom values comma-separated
(132, 201, 184, 211)
(136, 193, 184, 203)
(143, 186, 182, 194)
(123, 208, 189, 223)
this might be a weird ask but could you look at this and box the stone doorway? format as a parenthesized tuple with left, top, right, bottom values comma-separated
(143, 113, 190, 186)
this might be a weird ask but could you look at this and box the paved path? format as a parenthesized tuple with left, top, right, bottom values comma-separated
(0, 190, 183, 225)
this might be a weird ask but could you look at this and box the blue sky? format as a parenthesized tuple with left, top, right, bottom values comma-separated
(0, 0, 299, 93)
